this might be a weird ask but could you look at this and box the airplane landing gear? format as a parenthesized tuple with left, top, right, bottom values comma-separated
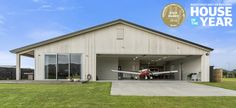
(145, 76, 148, 80)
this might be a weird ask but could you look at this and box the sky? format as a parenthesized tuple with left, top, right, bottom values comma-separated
(0, 0, 235, 70)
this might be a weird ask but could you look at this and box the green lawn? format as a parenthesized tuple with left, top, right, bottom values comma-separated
(197, 78, 236, 91)
(0, 80, 235, 108)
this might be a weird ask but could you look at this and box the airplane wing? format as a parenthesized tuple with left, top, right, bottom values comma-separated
(111, 70, 140, 75)
(151, 70, 178, 75)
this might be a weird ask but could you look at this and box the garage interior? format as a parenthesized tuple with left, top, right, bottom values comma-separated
(96, 54, 202, 81)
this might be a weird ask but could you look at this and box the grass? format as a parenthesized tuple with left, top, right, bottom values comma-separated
(197, 78, 236, 91)
(0, 79, 235, 108)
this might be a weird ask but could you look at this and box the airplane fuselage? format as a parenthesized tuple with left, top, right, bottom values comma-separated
(138, 69, 152, 79)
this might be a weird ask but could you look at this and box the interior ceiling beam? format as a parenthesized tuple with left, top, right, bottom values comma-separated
(21, 54, 34, 58)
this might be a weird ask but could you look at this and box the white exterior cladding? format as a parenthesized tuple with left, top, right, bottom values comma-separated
(18, 22, 211, 81)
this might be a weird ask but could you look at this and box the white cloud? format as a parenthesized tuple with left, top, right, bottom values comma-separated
(32, 0, 39, 2)
(0, 15, 7, 36)
(0, 20, 4, 24)
(233, 50, 236, 53)
(31, 0, 80, 9)
(0, 15, 5, 20)
(27, 5, 76, 12)
(226, 29, 236, 34)
(0, 15, 5, 24)
(32, 0, 47, 3)
(224, 0, 236, 4)
(0, 51, 34, 68)
(27, 29, 64, 40)
(41, 4, 51, 8)
(212, 47, 236, 54)
(56, 7, 66, 11)
(194, 25, 213, 30)
(211, 47, 236, 70)
(26, 22, 72, 41)
(212, 48, 227, 54)
(29, 0, 82, 12)
(0, 51, 15, 65)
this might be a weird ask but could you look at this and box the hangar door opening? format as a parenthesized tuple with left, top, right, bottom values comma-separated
(96, 54, 201, 81)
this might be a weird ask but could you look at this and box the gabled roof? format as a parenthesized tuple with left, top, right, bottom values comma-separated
(10, 19, 213, 53)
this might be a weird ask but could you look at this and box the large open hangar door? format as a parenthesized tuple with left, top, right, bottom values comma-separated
(96, 54, 201, 80)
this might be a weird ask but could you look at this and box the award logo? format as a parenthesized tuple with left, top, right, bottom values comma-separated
(162, 3, 186, 27)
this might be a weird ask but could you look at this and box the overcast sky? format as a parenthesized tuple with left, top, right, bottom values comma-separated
(0, 0, 235, 70)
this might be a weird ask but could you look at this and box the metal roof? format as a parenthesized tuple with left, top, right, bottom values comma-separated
(10, 19, 213, 53)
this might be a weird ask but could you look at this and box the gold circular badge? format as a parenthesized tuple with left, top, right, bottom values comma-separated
(162, 3, 185, 27)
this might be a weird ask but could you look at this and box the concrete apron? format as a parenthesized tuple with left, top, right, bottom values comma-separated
(110, 80, 236, 96)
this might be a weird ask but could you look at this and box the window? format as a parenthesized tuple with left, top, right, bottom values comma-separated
(45, 53, 81, 79)
(45, 55, 57, 79)
(57, 54, 69, 79)
(70, 54, 81, 79)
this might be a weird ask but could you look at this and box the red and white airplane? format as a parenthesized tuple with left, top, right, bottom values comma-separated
(112, 69, 178, 80)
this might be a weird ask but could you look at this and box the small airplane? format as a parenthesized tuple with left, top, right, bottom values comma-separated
(112, 69, 178, 80)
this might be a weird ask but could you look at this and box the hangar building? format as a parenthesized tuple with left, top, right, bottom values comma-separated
(10, 19, 213, 81)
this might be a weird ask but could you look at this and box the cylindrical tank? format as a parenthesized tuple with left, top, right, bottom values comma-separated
(213, 69, 223, 82)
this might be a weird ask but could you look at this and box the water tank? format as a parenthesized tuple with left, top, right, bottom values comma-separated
(213, 69, 223, 82)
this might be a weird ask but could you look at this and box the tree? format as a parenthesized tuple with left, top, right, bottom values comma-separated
(222, 69, 229, 77)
